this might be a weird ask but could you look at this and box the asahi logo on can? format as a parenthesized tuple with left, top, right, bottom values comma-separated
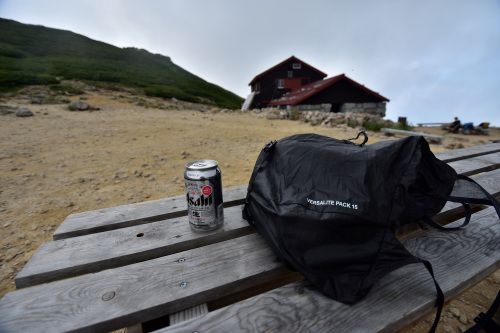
(202, 186, 212, 196)
(184, 160, 224, 232)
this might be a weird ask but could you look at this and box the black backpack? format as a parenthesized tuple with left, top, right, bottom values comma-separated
(242, 133, 500, 332)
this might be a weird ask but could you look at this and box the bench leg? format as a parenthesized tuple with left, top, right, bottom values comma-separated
(169, 303, 209, 325)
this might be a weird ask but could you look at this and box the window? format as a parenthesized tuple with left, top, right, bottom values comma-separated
(287, 71, 293, 78)
(293, 63, 301, 69)
(277, 79, 284, 89)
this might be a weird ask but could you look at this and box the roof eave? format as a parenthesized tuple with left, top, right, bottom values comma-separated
(249, 55, 327, 86)
(342, 75, 390, 102)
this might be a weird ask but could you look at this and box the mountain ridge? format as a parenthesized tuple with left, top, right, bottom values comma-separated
(0, 18, 244, 109)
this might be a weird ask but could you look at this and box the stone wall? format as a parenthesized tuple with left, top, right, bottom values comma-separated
(340, 102, 386, 117)
(286, 104, 332, 112)
(265, 109, 395, 129)
(283, 102, 386, 117)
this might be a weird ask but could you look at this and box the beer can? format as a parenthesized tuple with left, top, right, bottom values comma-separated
(184, 160, 224, 231)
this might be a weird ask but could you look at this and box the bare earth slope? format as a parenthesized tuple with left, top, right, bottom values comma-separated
(1, 87, 499, 333)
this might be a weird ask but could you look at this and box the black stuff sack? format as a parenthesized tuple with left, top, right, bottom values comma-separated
(242, 133, 500, 332)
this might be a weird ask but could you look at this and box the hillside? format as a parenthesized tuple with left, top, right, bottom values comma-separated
(0, 18, 244, 109)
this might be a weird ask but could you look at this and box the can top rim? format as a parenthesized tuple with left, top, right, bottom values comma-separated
(185, 159, 219, 170)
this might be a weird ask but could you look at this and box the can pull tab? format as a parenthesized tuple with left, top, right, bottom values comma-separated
(263, 140, 277, 151)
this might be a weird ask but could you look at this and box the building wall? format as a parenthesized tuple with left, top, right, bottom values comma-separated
(252, 60, 324, 108)
(283, 79, 387, 116)
(302, 80, 385, 105)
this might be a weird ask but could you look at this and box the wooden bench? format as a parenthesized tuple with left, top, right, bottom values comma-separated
(0, 143, 499, 332)
(381, 128, 445, 144)
(417, 122, 449, 127)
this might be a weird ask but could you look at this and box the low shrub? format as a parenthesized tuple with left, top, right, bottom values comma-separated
(49, 84, 84, 95)
(362, 121, 384, 132)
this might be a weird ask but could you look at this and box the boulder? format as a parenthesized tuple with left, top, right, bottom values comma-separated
(0, 105, 15, 115)
(266, 113, 279, 120)
(16, 108, 34, 117)
(70, 100, 90, 111)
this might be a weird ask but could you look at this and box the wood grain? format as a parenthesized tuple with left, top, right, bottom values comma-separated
(159, 207, 500, 333)
(448, 152, 500, 176)
(52, 145, 500, 240)
(53, 185, 247, 240)
(15, 168, 500, 289)
(1, 233, 291, 332)
(2, 209, 498, 332)
(2, 144, 498, 332)
(15, 205, 252, 288)
(436, 143, 500, 163)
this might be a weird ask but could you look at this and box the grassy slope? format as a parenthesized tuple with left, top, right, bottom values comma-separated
(0, 18, 244, 109)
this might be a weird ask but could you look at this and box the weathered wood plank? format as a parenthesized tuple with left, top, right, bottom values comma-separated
(448, 152, 500, 176)
(160, 208, 500, 333)
(15, 205, 252, 288)
(417, 122, 448, 127)
(436, 143, 500, 163)
(53, 185, 247, 240)
(15, 169, 500, 289)
(52, 146, 500, 241)
(381, 128, 444, 143)
(0, 233, 290, 333)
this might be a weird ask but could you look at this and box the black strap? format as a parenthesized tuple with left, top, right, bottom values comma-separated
(422, 203, 472, 231)
(421, 260, 445, 333)
(409, 195, 472, 231)
(414, 173, 500, 230)
(465, 290, 500, 333)
(449, 174, 500, 219)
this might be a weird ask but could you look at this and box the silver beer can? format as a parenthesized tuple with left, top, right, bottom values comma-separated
(184, 160, 224, 231)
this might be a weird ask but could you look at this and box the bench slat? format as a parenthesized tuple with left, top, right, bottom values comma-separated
(53, 185, 247, 240)
(3, 208, 498, 333)
(52, 147, 500, 240)
(448, 152, 500, 176)
(437, 143, 500, 163)
(15, 205, 252, 288)
(14, 169, 500, 289)
(381, 128, 444, 143)
(0, 233, 289, 333)
(161, 207, 500, 333)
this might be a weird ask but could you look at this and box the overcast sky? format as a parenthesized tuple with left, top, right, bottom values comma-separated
(1, 0, 499, 125)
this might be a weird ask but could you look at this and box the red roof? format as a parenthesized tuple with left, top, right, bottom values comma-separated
(249, 56, 327, 86)
(268, 74, 390, 106)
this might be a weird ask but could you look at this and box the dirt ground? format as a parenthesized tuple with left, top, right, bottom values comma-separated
(1, 85, 499, 332)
